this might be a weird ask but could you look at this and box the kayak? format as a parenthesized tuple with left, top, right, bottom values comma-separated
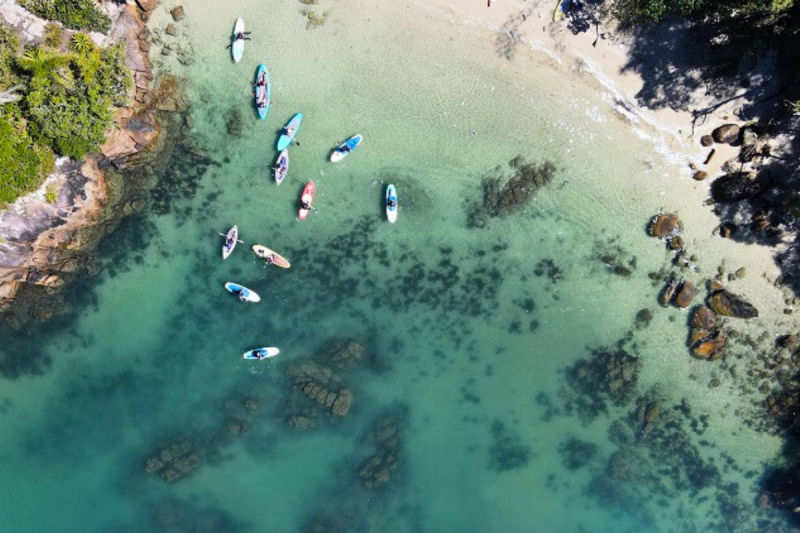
(277, 113, 303, 151)
(386, 184, 398, 223)
(254, 64, 270, 119)
(242, 347, 280, 360)
(222, 225, 238, 260)
(252, 245, 291, 268)
(225, 282, 261, 302)
(274, 149, 289, 185)
(330, 134, 363, 163)
(298, 181, 315, 220)
(231, 18, 245, 63)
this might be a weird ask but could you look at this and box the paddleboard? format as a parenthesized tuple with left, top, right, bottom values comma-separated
(298, 181, 315, 220)
(242, 347, 280, 360)
(222, 225, 238, 260)
(224, 282, 261, 302)
(552, 0, 571, 21)
(386, 184, 398, 223)
(274, 149, 289, 185)
(330, 134, 363, 163)
(231, 18, 245, 63)
(254, 64, 270, 119)
(252, 245, 291, 268)
(277, 113, 303, 151)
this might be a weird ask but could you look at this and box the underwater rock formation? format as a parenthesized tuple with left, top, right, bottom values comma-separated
(659, 277, 694, 308)
(286, 362, 355, 418)
(359, 415, 403, 490)
(317, 339, 367, 370)
(144, 441, 201, 483)
(488, 420, 531, 472)
(467, 156, 555, 227)
(567, 343, 639, 419)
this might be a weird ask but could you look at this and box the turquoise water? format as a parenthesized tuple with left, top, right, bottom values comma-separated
(0, 0, 792, 531)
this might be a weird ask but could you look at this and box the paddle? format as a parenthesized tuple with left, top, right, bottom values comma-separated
(218, 233, 244, 244)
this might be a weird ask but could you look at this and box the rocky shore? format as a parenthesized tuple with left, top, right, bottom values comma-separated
(0, 0, 165, 311)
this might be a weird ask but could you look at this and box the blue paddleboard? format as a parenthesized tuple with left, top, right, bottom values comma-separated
(277, 113, 302, 150)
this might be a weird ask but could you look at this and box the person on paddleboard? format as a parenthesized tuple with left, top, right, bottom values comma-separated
(253, 349, 267, 360)
(265, 254, 276, 264)
(387, 197, 396, 208)
(300, 199, 311, 210)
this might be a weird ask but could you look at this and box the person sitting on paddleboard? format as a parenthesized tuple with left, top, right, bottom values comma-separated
(387, 198, 395, 208)
(300, 200, 311, 210)
(253, 349, 266, 360)
(265, 254, 275, 264)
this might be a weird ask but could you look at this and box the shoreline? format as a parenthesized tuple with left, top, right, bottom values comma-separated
(0, 1, 165, 310)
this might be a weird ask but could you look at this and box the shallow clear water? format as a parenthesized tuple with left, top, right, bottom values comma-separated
(0, 0, 791, 531)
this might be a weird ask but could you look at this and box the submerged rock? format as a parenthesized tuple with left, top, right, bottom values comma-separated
(359, 415, 403, 490)
(691, 305, 716, 330)
(144, 441, 201, 483)
(700, 135, 714, 147)
(649, 214, 682, 237)
(318, 339, 366, 370)
(170, 5, 185, 21)
(467, 157, 555, 227)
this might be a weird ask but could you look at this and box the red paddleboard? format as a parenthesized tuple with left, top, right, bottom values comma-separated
(299, 181, 315, 220)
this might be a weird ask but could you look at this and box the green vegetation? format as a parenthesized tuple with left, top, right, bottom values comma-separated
(44, 183, 57, 203)
(43, 22, 63, 49)
(0, 23, 131, 204)
(19, 0, 111, 34)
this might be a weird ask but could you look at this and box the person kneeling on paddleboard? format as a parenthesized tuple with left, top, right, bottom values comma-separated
(300, 200, 311, 210)
(265, 254, 275, 264)
(253, 349, 267, 360)
(387, 198, 395, 208)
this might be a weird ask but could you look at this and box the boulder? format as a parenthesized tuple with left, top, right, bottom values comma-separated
(649, 214, 681, 237)
(712, 124, 740, 144)
(145, 441, 201, 483)
(700, 135, 714, 147)
(692, 170, 708, 181)
(165, 24, 178, 36)
(778, 334, 800, 351)
(170, 6, 185, 21)
(708, 290, 759, 318)
(714, 223, 737, 238)
(691, 305, 716, 330)
(659, 278, 680, 307)
(710, 172, 762, 203)
(692, 332, 726, 359)
(674, 281, 695, 308)
(667, 236, 684, 250)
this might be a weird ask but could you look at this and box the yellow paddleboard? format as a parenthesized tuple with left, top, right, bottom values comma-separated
(252, 245, 291, 268)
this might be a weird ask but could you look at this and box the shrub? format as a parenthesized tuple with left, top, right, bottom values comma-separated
(19, 0, 111, 34)
(0, 108, 55, 203)
(43, 22, 63, 49)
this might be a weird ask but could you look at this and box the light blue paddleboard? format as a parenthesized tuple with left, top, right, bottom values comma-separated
(231, 18, 245, 63)
(224, 282, 261, 303)
(277, 113, 302, 151)
(254, 64, 270, 119)
(330, 134, 363, 162)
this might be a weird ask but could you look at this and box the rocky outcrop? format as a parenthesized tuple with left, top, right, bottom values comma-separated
(144, 441, 201, 483)
(710, 172, 764, 203)
(0, 3, 162, 311)
(712, 123, 740, 144)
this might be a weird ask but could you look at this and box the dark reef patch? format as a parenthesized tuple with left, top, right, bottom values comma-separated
(488, 420, 531, 472)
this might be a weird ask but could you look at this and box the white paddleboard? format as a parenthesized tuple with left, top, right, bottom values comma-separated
(232, 18, 245, 63)
(224, 282, 261, 303)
